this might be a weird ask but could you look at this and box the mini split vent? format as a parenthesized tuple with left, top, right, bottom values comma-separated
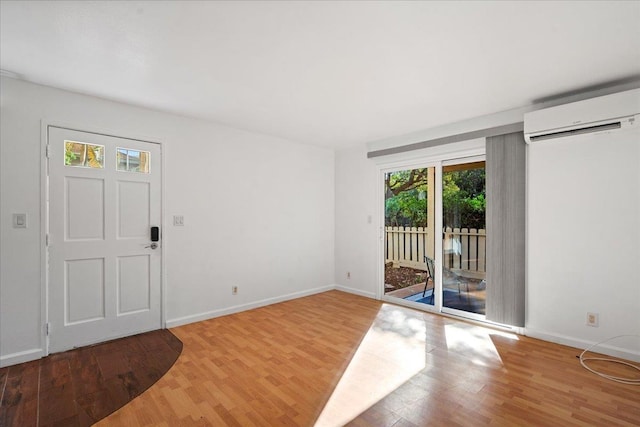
(524, 88, 640, 144)
(526, 121, 623, 143)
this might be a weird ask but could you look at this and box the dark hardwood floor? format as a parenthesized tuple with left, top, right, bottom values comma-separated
(0, 329, 182, 427)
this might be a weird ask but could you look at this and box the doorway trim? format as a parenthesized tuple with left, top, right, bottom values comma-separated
(40, 119, 166, 356)
(375, 139, 485, 316)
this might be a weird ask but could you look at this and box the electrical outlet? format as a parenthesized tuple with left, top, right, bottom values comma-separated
(347, 272, 351, 279)
(587, 312, 599, 327)
(232, 286, 238, 295)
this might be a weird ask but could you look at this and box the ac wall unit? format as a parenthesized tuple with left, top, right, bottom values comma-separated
(524, 88, 640, 143)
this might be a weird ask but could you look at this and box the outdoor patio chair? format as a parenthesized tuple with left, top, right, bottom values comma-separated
(423, 255, 469, 302)
(422, 256, 436, 302)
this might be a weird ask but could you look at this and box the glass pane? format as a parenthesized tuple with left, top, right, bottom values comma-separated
(442, 161, 486, 315)
(384, 167, 436, 307)
(64, 141, 104, 168)
(116, 148, 150, 173)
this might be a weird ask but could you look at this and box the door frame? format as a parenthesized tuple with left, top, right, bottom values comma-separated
(378, 160, 441, 314)
(375, 140, 485, 316)
(40, 120, 166, 356)
(440, 154, 487, 322)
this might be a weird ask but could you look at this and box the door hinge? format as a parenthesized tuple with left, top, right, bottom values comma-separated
(45, 323, 50, 336)
(45, 145, 51, 176)
(46, 233, 50, 247)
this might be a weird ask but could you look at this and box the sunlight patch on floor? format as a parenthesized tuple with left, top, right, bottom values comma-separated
(314, 304, 428, 427)
(444, 323, 518, 367)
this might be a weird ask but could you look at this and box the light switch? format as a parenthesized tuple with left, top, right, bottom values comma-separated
(173, 215, 184, 226)
(13, 213, 27, 228)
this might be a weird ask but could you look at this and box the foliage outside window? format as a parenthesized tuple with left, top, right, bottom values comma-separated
(64, 141, 104, 168)
(385, 165, 485, 229)
(385, 169, 429, 227)
(442, 168, 485, 229)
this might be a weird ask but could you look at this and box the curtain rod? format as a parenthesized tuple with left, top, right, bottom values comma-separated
(367, 122, 524, 158)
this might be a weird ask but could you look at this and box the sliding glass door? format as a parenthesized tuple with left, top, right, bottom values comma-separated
(441, 159, 486, 318)
(381, 155, 487, 321)
(383, 166, 436, 307)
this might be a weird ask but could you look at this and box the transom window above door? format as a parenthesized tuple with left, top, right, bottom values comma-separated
(63, 141, 151, 174)
(117, 147, 150, 173)
(64, 140, 104, 168)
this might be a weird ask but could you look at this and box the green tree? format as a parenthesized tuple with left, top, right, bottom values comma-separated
(385, 169, 429, 227)
(65, 142, 78, 165)
(385, 166, 486, 229)
(443, 168, 485, 229)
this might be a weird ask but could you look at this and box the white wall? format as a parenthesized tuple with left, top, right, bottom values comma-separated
(334, 145, 378, 297)
(527, 127, 640, 359)
(0, 77, 335, 366)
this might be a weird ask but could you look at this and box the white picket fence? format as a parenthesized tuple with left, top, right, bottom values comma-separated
(385, 226, 486, 279)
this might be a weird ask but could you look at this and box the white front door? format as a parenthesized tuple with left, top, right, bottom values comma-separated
(48, 126, 162, 353)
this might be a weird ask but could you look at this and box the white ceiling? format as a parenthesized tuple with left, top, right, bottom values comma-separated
(1, 1, 639, 149)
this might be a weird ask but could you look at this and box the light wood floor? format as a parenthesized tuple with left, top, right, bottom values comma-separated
(98, 291, 639, 426)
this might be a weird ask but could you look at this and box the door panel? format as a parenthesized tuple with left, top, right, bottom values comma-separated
(117, 181, 150, 239)
(49, 127, 161, 353)
(117, 255, 151, 314)
(66, 177, 105, 240)
(441, 159, 486, 318)
(383, 166, 436, 307)
(65, 258, 105, 323)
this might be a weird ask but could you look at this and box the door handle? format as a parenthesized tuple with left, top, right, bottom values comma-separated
(146, 226, 160, 249)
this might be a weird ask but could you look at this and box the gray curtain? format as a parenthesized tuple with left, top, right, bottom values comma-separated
(486, 132, 526, 326)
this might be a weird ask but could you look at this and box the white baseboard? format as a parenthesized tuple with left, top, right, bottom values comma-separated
(525, 328, 640, 363)
(0, 348, 45, 368)
(1, 285, 368, 366)
(166, 285, 335, 328)
(333, 285, 377, 299)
